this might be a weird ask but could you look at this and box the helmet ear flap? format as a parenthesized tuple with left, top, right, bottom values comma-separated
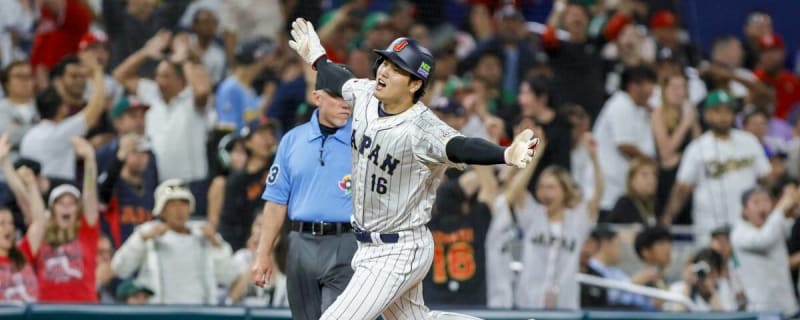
(372, 56, 385, 78)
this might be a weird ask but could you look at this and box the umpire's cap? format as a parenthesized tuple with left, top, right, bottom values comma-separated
(373, 37, 435, 93)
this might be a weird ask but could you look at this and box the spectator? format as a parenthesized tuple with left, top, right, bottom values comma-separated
(742, 11, 773, 70)
(650, 72, 700, 225)
(95, 94, 153, 174)
(593, 65, 657, 214)
(542, 0, 631, 120)
(633, 226, 671, 292)
(704, 36, 766, 100)
(648, 10, 703, 68)
(0, 135, 40, 303)
(753, 33, 800, 120)
(424, 166, 495, 306)
(608, 157, 659, 225)
(732, 186, 799, 315)
(51, 55, 91, 116)
(113, 31, 212, 215)
(188, 8, 226, 85)
(663, 90, 771, 244)
(95, 234, 115, 303)
(563, 104, 596, 199)
(206, 134, 248, 229)
(0, 0, 35, 69)
(742, 107, 787, 157)
(579, 232, 605, 309)
(516, 76, 572, 194)
(218, 119, 278, 251)
(20, 137, 100, 303)
(216, 38, 274, 132)
(588, 224, 654, 310)
(219, 0, 286, 64)
(0, 61, 38, 161)
(709, 225, 748, 311)
(102, 0, 193, 70)
(227, 213, 289, 307)
(649, 48, 708, 108)
(19, 53, 105, 181)
(111, 179, 236, 304)
(460, 5, 539, 107)
(316, 3, 364, 64)
(488, 130, 603, 309)
(665, 248, 726, 311)
(98, 134, 157, 248)
(29, 0, 92, 90)
(79, 31, 124, 112)
(115, 279, 154, 305)
(603, 24, 653, 96)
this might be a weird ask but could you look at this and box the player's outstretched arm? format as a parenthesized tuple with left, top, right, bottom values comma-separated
(288, 18, 355, 97)
(446, 129, 538, 168)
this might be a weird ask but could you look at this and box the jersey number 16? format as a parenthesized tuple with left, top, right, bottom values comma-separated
(370, 174, 387, 194)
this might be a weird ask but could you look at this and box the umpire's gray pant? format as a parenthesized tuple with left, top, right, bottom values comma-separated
(286, 231, 356, 320)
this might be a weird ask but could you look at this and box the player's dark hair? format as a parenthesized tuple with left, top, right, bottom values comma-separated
(691, 248, 723, 273)
(634, 226, 671, 259)
(408, 76, 425, 103)
(0, 60, 30, 93)
(740, 186, 770, 206)
(50, 55, 81, 79)
(36, 87, 63, 120)
(621, 65, 657, 92)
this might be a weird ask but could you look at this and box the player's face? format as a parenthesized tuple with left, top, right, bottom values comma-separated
(536, 173, 566, 209)
(162, 200, 191, 229)
(52, 194, 80, 229)
(374, 60, 421, 105)
(315, 90, 352, 128)
(630, 164, 657, 197)
(0, 210, 15, 252)
(743, 191, 772, 227)
(649, 240, 672, 267)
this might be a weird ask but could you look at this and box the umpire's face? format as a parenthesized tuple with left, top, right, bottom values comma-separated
(314, 90, 351, 128)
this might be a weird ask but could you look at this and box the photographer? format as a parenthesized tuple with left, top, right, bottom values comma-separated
(665, 248, 726, 311)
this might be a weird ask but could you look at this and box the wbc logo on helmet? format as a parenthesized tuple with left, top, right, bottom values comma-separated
(393, 40, 409, 52)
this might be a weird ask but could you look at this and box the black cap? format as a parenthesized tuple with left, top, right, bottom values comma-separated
(591, 223, 618, 240)
(710, 224, 731, 237)
(14, 158, 41, 176)
(430, 97, 465, 116)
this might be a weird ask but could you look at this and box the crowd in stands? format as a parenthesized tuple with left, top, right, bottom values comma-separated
(1, 0, 800, 316)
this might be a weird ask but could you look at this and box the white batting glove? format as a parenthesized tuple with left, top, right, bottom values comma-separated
(288, 18, 326, 65)
(504, 129, 539, 169)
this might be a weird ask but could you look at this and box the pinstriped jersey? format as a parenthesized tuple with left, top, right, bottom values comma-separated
(342, 78, 465, 233)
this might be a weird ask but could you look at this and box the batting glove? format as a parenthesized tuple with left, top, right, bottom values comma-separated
(288, 18, 326, 65)
(504, 129, 539, 169)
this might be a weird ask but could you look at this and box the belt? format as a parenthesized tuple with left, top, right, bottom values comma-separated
(354, 229, 399, 244)
(290, 221, 353, 236)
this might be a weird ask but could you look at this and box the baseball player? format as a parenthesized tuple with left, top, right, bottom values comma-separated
(277, 18, 538, 319)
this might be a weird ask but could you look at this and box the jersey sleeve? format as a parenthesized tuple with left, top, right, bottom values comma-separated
(261, 134, 293, 204)
(341, 78, 375, 115)
(413, 120, 466, 169)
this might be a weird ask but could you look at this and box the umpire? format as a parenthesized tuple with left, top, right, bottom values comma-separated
(252, 67, 355, 319)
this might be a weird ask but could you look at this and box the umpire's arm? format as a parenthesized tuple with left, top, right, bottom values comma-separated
(252, 202, 288, 287)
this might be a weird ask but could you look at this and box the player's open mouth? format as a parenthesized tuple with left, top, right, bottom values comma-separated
(376, 79, 386, 90)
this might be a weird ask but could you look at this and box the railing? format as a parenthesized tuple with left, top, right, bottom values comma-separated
(0, 304, 781, 320)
